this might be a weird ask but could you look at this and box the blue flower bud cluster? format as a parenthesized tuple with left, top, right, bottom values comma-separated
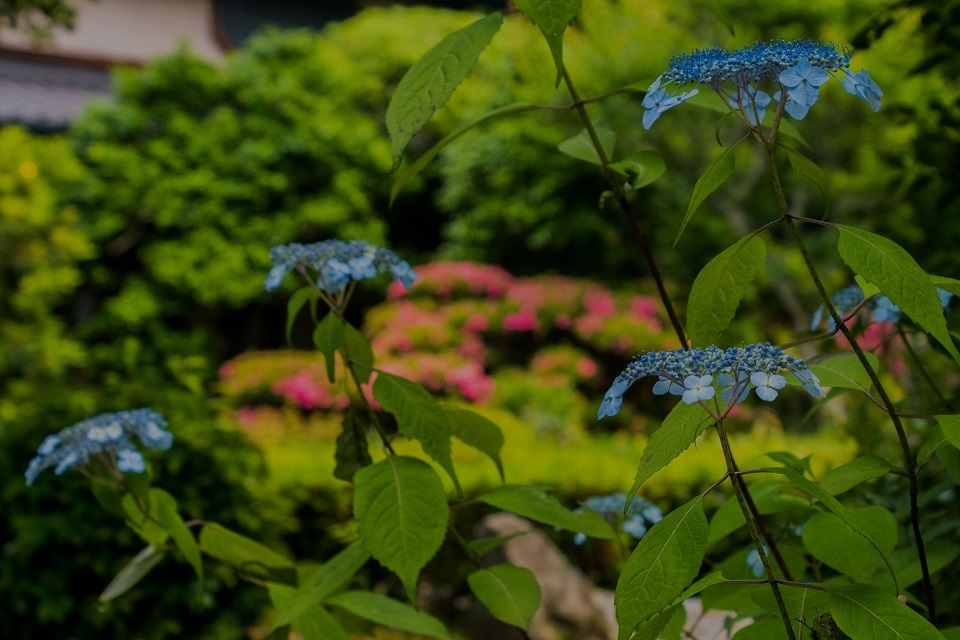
(811, 284, 954, 331)
(572, 492, 664, 545)
(641, 38, 882, 129)
(598, 344, 824, 418)
(25, 409, 173, 486)
(265, 240, 418, 294)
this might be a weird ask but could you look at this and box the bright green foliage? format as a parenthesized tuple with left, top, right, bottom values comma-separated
(515, 0, 582, 85)
(467, 564, 541, 631)
(326, 591, 450, 638)
(836, 225, 960, 364)
(829, 584, 947, 640)
(442, 405, 505, 480)
(557, 126, 616, 165)
(802, 507, 898, 583)
(476, 484, 616, 539)
(615, 496, 708, 640)
(686, 236, 767, 345)
(354, 457, 449, 600)
(151, 488, 203, 584)
(677, 145, 737, 245)
(312, 313, 345, 382)
(386, 12, 503, 164)
(625, 402, 712, 510)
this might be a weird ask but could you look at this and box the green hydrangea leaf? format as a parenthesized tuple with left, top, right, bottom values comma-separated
(467, 564, 541, 631)
(514, 0, 582, 86)
(830, 584, 946, 640)
(326, 590, 449, 638)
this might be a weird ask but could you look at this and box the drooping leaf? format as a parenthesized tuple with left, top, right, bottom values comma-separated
(829, 584, 946, 640)
(476, 484, 615, 539)
(199, 522, 295, 584)
(802, 507, 898, 583)
(691, 0, 734, 35)
(341, 321, 374, 384)
(268, 583, 349, 640)
(807, 352, 879, 394)
(625, 402, 713, 511)
(819, 455, 893, 496)
(326, 590, 450, 638)
(312, 313, 344, 382)
(686, 235, 767, 345)
(676, 145, 737, 245)
(442, 405, 504, 480)
(467, 564, 541, 631)
(151, 488, 203, 584)
(333, 408, 373, 482)
(514, 0, 582, 86)
(615, 496, 709, 640)
(557, 125, 615, 165)
(836, 225, 960, 365)
(270, 542, 371, 629)
(467, 530, 531, 557)
(386, 13, 504, 165)
(609, 150, 667, 189)
(934, 414, 960, 450)
(373, 372, 460, 494)
(99, 545, 166, 602)
(288, 286, 319, 345)
(781, 144, 829, 217)
(354, 457, 449, 600)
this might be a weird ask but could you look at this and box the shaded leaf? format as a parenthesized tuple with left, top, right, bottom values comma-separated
(751, 584, 829, 636)
(514, 0, 582, 86)
(312, 313, 343, 383)
(467, 564, 541, 631)
(782, 144, 829, 217)
(934, 414, 960, 450)
(807, 352, 880, 394)
(199, 522, 295, 584)
(677, 145, 737, 245)
(802, 507, 898, 583)
(869, 539, 959, 593)
(819, 455, 893, 496)
(557, 126, 614, 165)
(354, 457, 449, 600)
(442, 405, 504, 480)
(609, 150, 667, 189)
(152, 488, 203, 584)
(333, 408, 373, 482)
(709, 481, 811, 544)
(269, 583, 349, 640)
(327, 590, 449, 638)
(692, 0, 734, 34)
(99, 545, 166, 602)
(467, 530, 531, 557)
(477, 484, 615, 539)
(386, 13, 504, 164)
(342, 321, 374, 384)
(288, 286, 319, 345)
(687, 236, 767, 345)
(830, 584, 946, 640)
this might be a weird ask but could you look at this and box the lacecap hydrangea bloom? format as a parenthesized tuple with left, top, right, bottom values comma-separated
(810, 284, 954, 331)
(25, 409, 173, 486)
(598, 344, 824, 419)
(641, 38, 882, 129)
(573, 492, 664, 545)
(265, 240, 418, 293)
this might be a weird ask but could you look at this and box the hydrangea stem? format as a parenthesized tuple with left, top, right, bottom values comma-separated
(561, 68, 689, 347)
(763, 144, 937, 622)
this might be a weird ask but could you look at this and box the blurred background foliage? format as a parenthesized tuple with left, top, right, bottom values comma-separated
(2, 0, 960, 637)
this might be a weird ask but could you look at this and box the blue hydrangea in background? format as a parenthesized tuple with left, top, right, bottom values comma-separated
(810, 283, 954, 331)
(265, 240, 417, 293)
(25, 409, 173, 486)
(640, 38, 881, 129)
(598, 344, 824, 418)
(573, 492, 664, 545)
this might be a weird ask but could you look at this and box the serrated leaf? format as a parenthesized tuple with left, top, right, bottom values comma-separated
(767, 466, 897, 591)
(802, 507, 898, 583)
(781, 144, 829, 217)
(390, 102, 549, 205)
(476, 484, 615, 539)
(334, 408, 373, 482)
(99, 545, 166, 602)
(609, 150, 667, 189)
(468, 564, 541, 631)
(151, 488, 202, 584)
(934, 414, 960, 450)
(615, 496, 708, 640)
(313, 313, 344, 383)
(686, 235, 767, 345)
(386, 13, 503, 165)
(836, 225, 960, 366)
(830, 584, 946, 640)
(342, 321, 374, 384)
(373, 372, 460, 494)
(271, 543, 371, 630)
(515, 0, 582, 86)
(354, 457, 449, 600)
(676, 145, 737, 245)
(855, 273, 882, 298)
(327, 590, 450, 638)
(692, 0, 735, 35)
(807, 352, 880, 393)
(269, 583, 349, 640)
(557, 126, 615, 165)
(709, 481, 811, 544)
(199, 522, 294, 584)
(442, 405, 504, 480)
(467, 530, 530, 557)
(625, 402, 712, 510)
(287, 286, 319, 345)
(819, 455, 893, 496)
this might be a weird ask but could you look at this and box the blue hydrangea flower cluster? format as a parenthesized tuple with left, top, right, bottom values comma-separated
(641, 38, 881, 129)
(573, 492, 664, 545)
(810, 284, 954, 331)
(598, 344, 824, 418)
(265, 240, 418, 293)
(25, 409, 173, 486)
